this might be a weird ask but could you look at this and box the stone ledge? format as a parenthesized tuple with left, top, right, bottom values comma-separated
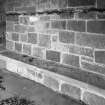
(0, 51, 105, 105)
(1, 50, 105, 90)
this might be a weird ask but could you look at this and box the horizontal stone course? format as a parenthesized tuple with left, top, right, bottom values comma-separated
(61, 83, 81, 100)
(76, 33, 105, 49)
(15, 24, 27, 33)
(81, 61, 105, 75)
(62, 53, 80, 67)
(44, 75, 59, 91)
(68, 0, 96, 7)
(87, 20, 105, 34)
(51, 20, 66, 29)
(2, 51, 105, 97)
(67, 20, 86, 32)
(59, 31, 75, 44)
(46, 50, 60, 62)
(83, 92, 105, 105)
(69, 45, 94, 57)
(6, 15, 19, 23)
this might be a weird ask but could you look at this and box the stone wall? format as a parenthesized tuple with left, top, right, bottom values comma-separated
(4, 0, 105, 105)
(0, 0, 5, 44)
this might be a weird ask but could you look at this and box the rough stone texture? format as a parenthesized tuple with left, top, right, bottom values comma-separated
(67, 20, 86, 32)
(62, 54, 80, 67)
(83, 92, 105, 105)
(76, 33, 105, 49)
(69, 45, 94, 57)
(77, 12, 97, 19)
(23, 44, 31, 55)
(97, 0, 105, 8)
(32, 46, 45, 59)
(15, 6, 36, 13)
(81, 56, 94, 63)
(19, 16, 29, 25)
(38, 34, 51, 48)
(59, 31, 75, 44)
(95, 51, 105, 65)
(2, 51, 105, 90)
(6, 32, 12, 40)
(0, 69, 85, 105)
(20, 33, 28, 42)
(15, 42, 22, 53)
(44, 75, 59, 91)
(61, 83, 81, 100)
(6, 40, 14, 51)
(46, 50, 60, 62)
(51, 20, 66, 29)
(6, 21, 14, 32)
(4, 0, 105, 103)
(81, 61, 105, 75)
(68, 0, 96, 7)
(59, 12, 74, 19)
(15, 24, 27, 33)
(87, 20, 105, 34)
(0, 59, 6, 69)
(12, 33, 19, 41)
(28, 26, 35, 32)
(6, 15, 19, 23)
(28, 33, 37, 44)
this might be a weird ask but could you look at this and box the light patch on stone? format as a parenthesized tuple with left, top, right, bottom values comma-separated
(6, 59, 18, 73)
(29, 16, 39, 22)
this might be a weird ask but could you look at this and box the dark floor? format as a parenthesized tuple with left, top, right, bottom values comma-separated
(0, 69, 86, 105)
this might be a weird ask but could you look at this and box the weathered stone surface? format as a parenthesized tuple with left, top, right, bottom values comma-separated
(67, 20, 86, 32)
(15, 42, 22, 53)
(38, 34, 51, 48)
(28, 33, 37, 44)
(46, 50, 60, 62)
(59, 31, 75, 44)
(23, 44, 31, 55)
(15, 24, 27, 33)
(6, 21, 14, 32)
(32, 47, 45, 59)
(62, 54, 80, 67)
(0, 69, 86, 105)
(0, 59, 6, 69)
(2, 51, 105, 90)
(12, 33, 19, 41)
(19, 16, 29, 25)
(68, 0, 95, 7)
(81, 61, 105, 75)
(51, 20, 66, 29)
(83, 92, 105, 105)
(20, 33, 28, 42)
(69, 45, 94, 57)
(6, 40, 14, 51)
(76, 32, 105, 49)
(61, 83, 81, 100)
(95, 51, 105, 65)
(44, 75, 59, 91)
(87, 20, 105, 34)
